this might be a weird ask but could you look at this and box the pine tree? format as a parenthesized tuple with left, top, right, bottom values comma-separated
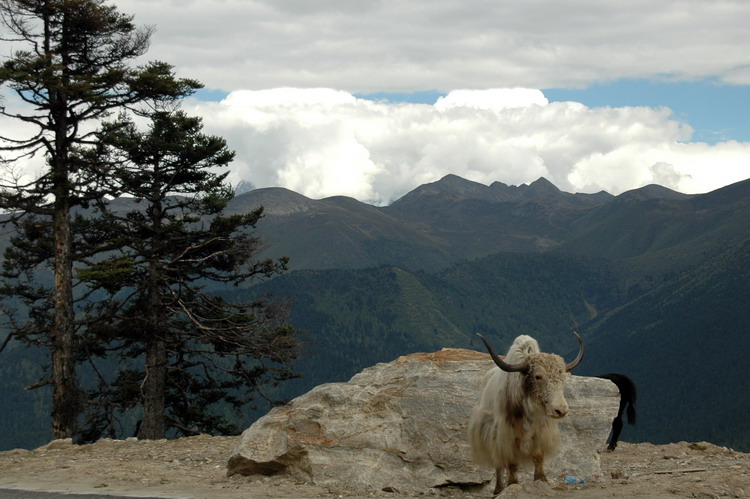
(0, 0, 200, 438)
(76, 110, 297, 440)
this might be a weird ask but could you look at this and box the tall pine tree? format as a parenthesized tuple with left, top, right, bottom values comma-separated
(77, 110, 297, 440)
(0, 0, 199, 438)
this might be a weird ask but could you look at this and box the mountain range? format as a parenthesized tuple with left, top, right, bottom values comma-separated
(2, 174, 749, 452)
(228, 174, 747, 276)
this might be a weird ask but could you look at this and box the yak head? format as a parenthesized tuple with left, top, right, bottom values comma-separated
(478, 332, 584, 419)
(521, 352, 571, 418)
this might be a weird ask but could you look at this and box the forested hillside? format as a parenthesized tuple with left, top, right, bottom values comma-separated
(577, 236, 750, 450)
(232, 252, 624, 398)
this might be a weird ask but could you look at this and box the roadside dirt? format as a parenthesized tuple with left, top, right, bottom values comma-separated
(0, 435, 748, 497)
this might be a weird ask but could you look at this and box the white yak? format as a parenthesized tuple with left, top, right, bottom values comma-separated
(468, 332, 584, 494)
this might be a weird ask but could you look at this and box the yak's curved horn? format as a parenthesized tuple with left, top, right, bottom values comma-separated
(476, 333, 529, 373)
(565, 331, 585, 372)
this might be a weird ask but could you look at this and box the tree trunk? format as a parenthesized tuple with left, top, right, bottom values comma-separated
(138, 195, 167, 440)
(51, 193, 80, 439)
(47, 5, 81, 440)
(138, 336, 167, 439)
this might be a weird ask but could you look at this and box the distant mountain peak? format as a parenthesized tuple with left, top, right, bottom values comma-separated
(228, 187, 317, 216)
(528, 177, 560, 193)
(393, 174, 495, 203)
(438, 173, 467, 182)
(618, 184, 691, 202)
(429, 174, 493, 196)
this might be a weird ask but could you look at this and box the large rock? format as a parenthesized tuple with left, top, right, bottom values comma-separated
(227, 348, 619, 495)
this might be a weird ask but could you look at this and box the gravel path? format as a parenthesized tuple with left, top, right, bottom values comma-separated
(0, 436, 748, 497)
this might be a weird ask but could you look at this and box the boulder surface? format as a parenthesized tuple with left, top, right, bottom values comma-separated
(227, 348, 619, 494)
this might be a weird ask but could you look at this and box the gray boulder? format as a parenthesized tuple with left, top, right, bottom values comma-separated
(227, 348, 619, 495)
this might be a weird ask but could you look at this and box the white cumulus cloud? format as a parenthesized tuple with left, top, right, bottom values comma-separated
(182, 88, 750, 203)
(434, 89, 548, 111)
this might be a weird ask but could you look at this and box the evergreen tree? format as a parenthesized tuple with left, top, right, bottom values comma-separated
(77, 110, 297, 440)
(0, 0, 200, 438)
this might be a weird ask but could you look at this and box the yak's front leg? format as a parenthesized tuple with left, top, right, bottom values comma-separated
(532, 454, 547, 482)
(507, 463, 519, 485)
(493, 467, 504, 495)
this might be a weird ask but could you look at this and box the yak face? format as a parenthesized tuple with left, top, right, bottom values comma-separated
(521, 353, 569, 419)
(477, 332, 583, 421)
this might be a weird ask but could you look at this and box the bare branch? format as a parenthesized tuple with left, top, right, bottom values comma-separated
(0, 331, 13, 353)
(25, 377, 54, 391)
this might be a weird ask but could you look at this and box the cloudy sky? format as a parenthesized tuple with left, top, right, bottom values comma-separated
(17, 1, 750, 203)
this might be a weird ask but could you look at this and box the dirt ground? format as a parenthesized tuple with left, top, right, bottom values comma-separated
(0, 435, 748, 498)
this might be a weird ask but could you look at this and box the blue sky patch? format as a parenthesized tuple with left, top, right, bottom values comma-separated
(544, 79, 750, 144)
(354, 90, 446, 105)
(194, 88, 230, 102)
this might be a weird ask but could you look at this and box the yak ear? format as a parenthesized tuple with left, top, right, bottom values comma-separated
(477, 333, 529, 373)
(565, 332, 585, 372)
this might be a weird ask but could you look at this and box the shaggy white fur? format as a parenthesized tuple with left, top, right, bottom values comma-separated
(468, 335, 570, 494)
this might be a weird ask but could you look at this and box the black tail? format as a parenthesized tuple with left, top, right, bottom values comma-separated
(597, 373, 638, 451)
(598, 372, 637, 424)
(626, 401, 636, 425)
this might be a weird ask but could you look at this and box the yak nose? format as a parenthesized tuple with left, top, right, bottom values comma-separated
(552, 407, 568, 418)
